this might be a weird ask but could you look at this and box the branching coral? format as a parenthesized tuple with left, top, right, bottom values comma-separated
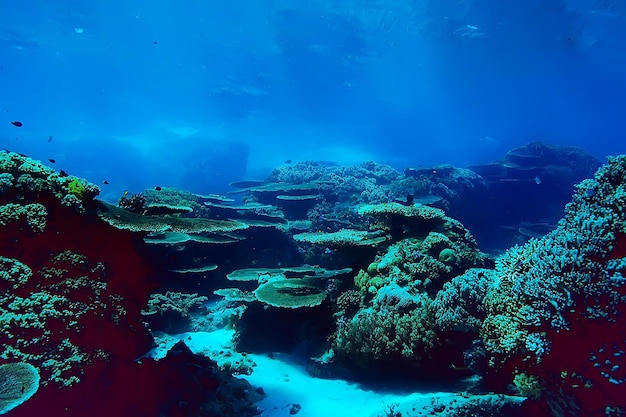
(430, 268, 495, 333)
(118, 193, 147, 214)
(332, 301, 437, 366)
(478, 155, 626, 416)
(144, 291, 208, 318)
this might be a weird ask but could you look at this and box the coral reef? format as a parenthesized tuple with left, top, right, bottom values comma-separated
(293, 228, 387, 247)
(476, 155, 626, 416)
(333, 302, 437, 367)
(221, 265, 352, 308)
(4, 146, 620, 416)
(142, 187, 212, 218)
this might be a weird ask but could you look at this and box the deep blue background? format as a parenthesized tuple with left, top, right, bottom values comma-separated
(1, 0, 625, 201)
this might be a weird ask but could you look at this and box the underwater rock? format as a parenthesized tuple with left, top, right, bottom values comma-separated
(464, 141, 601, 251)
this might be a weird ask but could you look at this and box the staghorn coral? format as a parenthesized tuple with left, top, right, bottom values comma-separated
(143, 291, 208, 318)
(117, 192, 147, 214)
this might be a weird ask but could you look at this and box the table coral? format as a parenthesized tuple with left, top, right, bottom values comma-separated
(0, 362, 40, 414)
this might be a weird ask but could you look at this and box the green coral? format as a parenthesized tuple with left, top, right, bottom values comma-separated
(513, 372, 544, 400)
(67, 179, 87, 200)
(438, 248, 459, 264)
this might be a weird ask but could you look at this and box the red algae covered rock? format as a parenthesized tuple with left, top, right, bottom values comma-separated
(0, 151, 262, 417)
(477, 155, 626, 416)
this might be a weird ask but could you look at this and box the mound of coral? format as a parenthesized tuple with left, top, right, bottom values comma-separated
(328, 201, 489, 375)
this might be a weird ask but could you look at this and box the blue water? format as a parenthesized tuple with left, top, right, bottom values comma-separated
(1, 1, 625, 200)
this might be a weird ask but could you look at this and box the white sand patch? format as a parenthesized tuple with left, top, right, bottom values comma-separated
(147, 329, 524, 417)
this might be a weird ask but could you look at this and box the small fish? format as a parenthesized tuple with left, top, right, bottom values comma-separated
(534, 175, 542, 185)
(47, 136, 53, 143)
(285, 159, 292, 164)
(59, 170, 68, 177)
(103, 180, 109, 185)
(154, 186, 162, 191)
(123, 190, 129, 196)
(48, 158, 56, 164)
(11, 121, 23, 127)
